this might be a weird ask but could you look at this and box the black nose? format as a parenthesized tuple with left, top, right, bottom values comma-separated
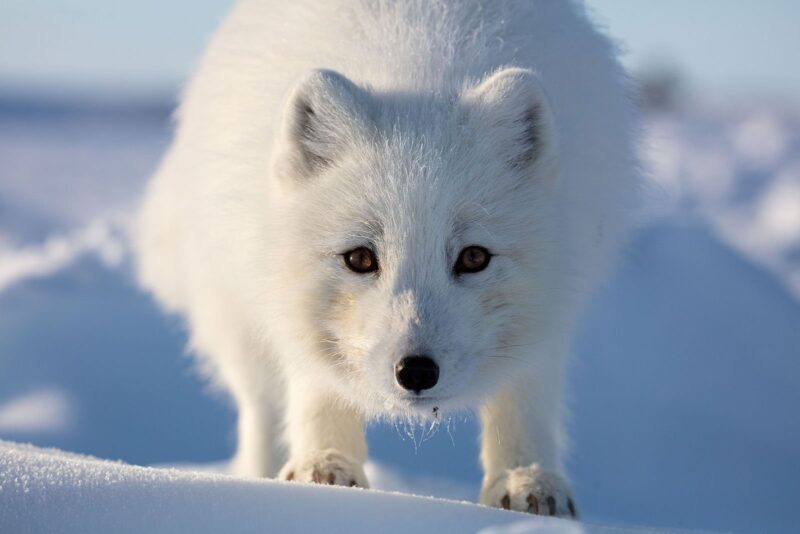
(395, 355, 439, 393)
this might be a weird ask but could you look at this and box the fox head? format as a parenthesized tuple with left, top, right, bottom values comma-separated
(264, 68, 563, 419)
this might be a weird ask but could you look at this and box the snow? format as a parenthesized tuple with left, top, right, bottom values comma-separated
(730, 109, 790, 168)
(0, 218, 126, 292)
(0, 440, 645, 534)
(643, 101, 800, 301)
(568, 224, 800, 532)
(0, 96, 798, 533)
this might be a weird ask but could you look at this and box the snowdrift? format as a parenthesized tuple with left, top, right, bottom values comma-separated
(0, 440, 651, 534)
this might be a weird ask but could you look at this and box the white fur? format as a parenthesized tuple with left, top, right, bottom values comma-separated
(136, 0, 639, 516)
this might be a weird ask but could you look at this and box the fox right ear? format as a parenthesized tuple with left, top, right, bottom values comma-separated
(462, 68, 557, 172)
(274, 69, 373, 181)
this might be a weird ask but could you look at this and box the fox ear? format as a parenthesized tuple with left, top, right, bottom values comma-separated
(275, 69, 373, 181)
(463, 67, 556, 171)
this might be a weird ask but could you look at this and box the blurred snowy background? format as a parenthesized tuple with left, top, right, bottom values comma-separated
(1, 1, 799, 533)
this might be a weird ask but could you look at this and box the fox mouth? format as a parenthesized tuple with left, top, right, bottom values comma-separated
(399, 394, 446, 416)
(406, 396, 440, 404)
(382, 391, 445, 409)
(395, 390, 443, 402)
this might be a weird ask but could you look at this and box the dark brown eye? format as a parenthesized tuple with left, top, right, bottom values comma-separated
(455, 246, 491, 275)
(344, 247, 379, 274)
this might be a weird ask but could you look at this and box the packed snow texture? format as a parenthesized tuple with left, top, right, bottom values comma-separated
(1, 440, 649, 534)
(0, 97, 798, 533)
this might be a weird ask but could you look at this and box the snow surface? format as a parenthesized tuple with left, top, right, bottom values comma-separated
(0, 97, 798, 533)
(643, 100, 800, 300)
(1, 440, 649, 534)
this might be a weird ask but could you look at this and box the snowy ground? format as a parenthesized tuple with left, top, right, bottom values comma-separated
(2, 440, 659, 534)
(0, 95, 798, 533)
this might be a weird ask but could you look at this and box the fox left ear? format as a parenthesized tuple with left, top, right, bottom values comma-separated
(274, 69, 374, 182)
(462, 67, 556, 171)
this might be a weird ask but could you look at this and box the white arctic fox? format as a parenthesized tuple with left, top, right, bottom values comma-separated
(137, 0, 638, 517)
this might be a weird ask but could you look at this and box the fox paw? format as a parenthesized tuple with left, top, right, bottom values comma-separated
(279, 449, 368, 488)
(480, 465, 577, 518)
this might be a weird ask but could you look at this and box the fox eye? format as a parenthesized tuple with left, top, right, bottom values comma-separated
(455, 246, 491, 275)
(343, 247, 379, 274)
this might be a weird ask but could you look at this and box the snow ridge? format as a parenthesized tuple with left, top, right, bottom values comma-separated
(0, 440, 652, 534)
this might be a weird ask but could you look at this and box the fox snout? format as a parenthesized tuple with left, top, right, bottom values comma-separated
(394, 355, 439, 393)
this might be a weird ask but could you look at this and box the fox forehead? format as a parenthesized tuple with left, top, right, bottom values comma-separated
(316, 124, 540, 219)
(299, 179, 538, 280)
(310, 165, 531, 259)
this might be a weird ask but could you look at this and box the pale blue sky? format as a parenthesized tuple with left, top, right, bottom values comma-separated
(1, 0, 798, 98)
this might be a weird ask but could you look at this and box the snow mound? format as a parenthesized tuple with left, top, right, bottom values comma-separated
(0, 441, 652, 534)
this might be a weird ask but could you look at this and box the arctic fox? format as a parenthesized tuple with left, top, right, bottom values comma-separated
(137, 0, 638, 517)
